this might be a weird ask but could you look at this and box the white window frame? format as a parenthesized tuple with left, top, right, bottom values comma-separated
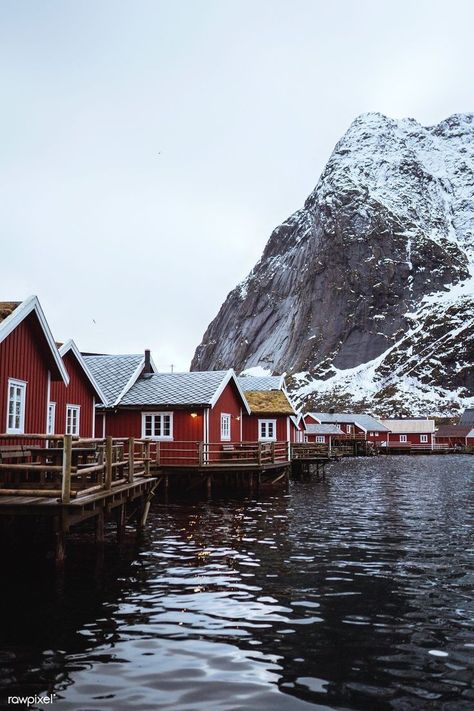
(6, 378, 27, 434)
(346, 424, 353, 434)
(47, 402, 56, 435)
(141, 411, 173, 440)
(258, 418, 277, 442)
(399, 434, 407, 443)
(315, 435, 325, 444)
(220, 413, 231, 441)
(66, 404, 81, 436)
(420, 434, 428, 443)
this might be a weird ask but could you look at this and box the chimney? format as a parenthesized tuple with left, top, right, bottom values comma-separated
(144, 349, 152, 374)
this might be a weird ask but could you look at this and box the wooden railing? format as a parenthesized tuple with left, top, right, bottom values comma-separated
(151, 440, 290, 468)
(0, 435, 154, 502)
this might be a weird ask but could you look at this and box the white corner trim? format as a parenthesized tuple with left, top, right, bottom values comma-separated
(0, 295, 69, 385)
(210, 369, 251, 415)
(59, 339, 108, 404)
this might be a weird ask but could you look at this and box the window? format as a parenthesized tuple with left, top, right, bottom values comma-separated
(220, 413, 231, 441)
(315, 435, 325, 444)
(6, 379, 26, 434)
(66, 405, 80, 435)
(420, 434, 428, 443)
(346, 424, 353, 434)
(369, 431, 374, 436)
(259, 419, 276, 442)
(47, 402, 56, 435)
(142, 412, 173, 440)
(399, 434, 407, 443)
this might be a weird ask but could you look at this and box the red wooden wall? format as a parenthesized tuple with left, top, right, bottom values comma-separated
(0, 314, 51, 434)
(388, 433, 433, 445)
(208, 380, 242, 443)
(50, 351, 96, 437)
(242, 414, 289, 441)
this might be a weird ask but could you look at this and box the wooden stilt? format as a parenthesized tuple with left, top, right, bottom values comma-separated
(96, 509, 105, 543)
(117, 504, 126, 543)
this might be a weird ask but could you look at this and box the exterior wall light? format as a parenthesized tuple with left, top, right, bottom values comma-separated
(190, 412, 198, 418)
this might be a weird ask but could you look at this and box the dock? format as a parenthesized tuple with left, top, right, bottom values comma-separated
(0, 434, 157, 565)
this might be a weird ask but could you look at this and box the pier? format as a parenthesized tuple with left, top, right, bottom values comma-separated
(0, 434, 157, 565)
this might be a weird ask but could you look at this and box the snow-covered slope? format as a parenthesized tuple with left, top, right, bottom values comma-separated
(192, 113, 474, 416)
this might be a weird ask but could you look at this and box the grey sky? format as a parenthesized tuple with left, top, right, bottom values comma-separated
(1, 0, 472, 371)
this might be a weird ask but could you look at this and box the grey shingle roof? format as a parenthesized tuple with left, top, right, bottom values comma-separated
(83, 354, 144, 406)
(305, 424, 345, 435)
(121, 370, 231, 407)
(238, 375, 284, 391)
(309, 412, 389, 432)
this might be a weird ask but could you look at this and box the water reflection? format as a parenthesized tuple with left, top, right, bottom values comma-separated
(1, 456, 474, 710)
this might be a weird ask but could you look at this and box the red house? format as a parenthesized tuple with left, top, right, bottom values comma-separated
(434, 425, 474, 448)
(0, 297, 69, 437)
(49, 340, 106, 438)
(290, 413, 305, 443)
(82, 357, 251, 463)
(305, 412, 389, 444)
(304, 423, 345, 445)
(380, 418, 435, 448)
(240, 390, 295, 443)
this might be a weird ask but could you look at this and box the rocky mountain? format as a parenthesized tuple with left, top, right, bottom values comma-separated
(191, 113, 474, 416)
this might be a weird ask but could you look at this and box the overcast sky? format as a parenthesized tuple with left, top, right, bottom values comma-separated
(1, 0, 472, 370)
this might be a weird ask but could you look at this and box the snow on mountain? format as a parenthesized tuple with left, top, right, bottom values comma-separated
(192, 112, 474, 416)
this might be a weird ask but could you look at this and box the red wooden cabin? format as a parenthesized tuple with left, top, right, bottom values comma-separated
(50, 340, 106, 438)
(380, 418, 435, 448)
(434, 425, 474, 448)
(81, 358, 251, 464)
(305, 412, 389, 444)
(240, 390, 295, 443)
(0, 297, 69, 437)
(304, 423, 345, 444)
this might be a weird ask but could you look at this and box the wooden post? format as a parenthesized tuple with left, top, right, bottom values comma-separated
(117, 504, 126, 543)
(271, 442, 275, 463)
(198, 442, 204, 467)
(128, 438, 135, 483)
(258, 443, 262, 466)
(61, 435, 72, 504)
(156, 441, 160, 467)
(105, 436, 113, 489)
(96, 510, 105, 543)
(206, 474, 212, 497)
(144, 440, 150, 477)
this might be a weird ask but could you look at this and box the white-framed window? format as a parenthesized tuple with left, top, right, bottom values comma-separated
(66, 405, 80, 436)
(420, 434, 428, 443)
(220, 413, 231, 441)
(399, 434, 407, 443)
(259, 419, 277, 442)
(47, 402, 56, 435)
(142, 412, 173, 440)
(315, 435, 325, 444)
(304, 435, 308, 442)
(369, 431, 374, 436)
(6, 379, 27, 434)
(346, 424, 353, 434)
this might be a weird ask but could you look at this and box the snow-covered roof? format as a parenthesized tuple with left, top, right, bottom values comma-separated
(238, 375, 286, 392)
(380, 419, 435, 434)
(305, 424, 345, 435)
(83, 354, 146, 406)
(308, 412, 389, 432)
(120, 369, 250, 412)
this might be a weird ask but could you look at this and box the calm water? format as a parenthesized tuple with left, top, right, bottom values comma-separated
(1, 455, 474, 710)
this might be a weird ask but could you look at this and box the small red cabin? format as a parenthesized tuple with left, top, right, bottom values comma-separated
(434, 425, 474, 448)
(50, 340, 106, 438)
(240, 390, 295, 444)
(0, 297, 69, 437)
(380, 419, 435, 448)
(304, 423, 345, 444)
(306, 412, 389, 443)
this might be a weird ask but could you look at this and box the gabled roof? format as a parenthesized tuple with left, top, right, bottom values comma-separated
(435, 424, 473, 438)
(305, 423, 345, 435)
(290, 413, 304, 428)
(120, 369, 251, 412)
(245, 390, 295, 415)
(83, 354, 148, 407)
(59, 340, 107, 404)
(460, 409, 474, 425)
(308, 412, 389, 432)
(380, 419, 435, 434)
(238, 374, 286, 392)
(0, 296, 69, 384)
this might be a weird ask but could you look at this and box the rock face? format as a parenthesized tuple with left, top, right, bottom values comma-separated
(191, 113, 474, 415)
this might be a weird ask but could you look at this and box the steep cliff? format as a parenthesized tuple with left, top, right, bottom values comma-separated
(191, 113, 474, 415)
